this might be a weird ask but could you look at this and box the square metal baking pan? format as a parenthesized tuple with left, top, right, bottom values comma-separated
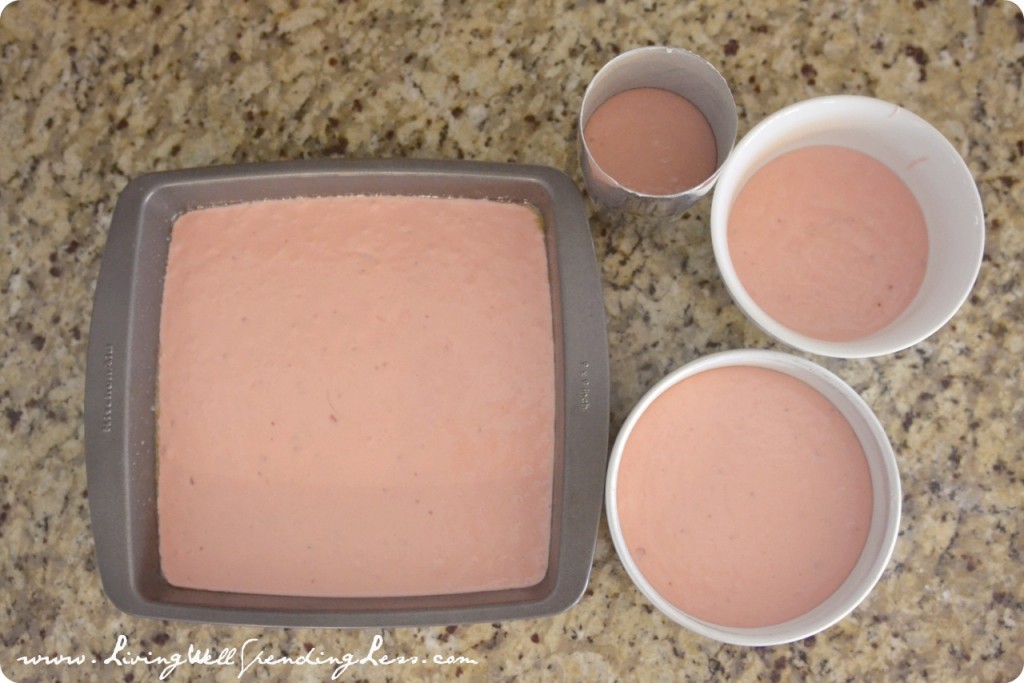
(84, 158, 609, 627)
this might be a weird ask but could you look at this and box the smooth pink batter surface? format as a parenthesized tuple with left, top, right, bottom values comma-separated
(157, 195, 555, 597)
(616, 366, 873, 628)
(728, 145, 929, 341)
(584, 87, 718, 195)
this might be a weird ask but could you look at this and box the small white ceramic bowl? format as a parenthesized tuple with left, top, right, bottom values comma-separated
(606, 350, 901, 646)
(710, 95, 984, 358)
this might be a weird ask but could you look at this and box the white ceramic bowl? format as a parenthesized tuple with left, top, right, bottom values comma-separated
(710, 95, 984, 358)
(605, 350, 901, 646)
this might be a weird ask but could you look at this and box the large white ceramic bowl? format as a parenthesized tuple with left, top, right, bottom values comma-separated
(710, 95, 984, 358)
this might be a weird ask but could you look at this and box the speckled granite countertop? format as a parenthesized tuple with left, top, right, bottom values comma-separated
(1, 1, 1022, 681)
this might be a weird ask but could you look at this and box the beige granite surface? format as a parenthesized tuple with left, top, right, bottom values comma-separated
(1, 0, 1022, 681)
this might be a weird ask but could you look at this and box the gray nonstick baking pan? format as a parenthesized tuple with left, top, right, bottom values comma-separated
(84, 158, 610, 627)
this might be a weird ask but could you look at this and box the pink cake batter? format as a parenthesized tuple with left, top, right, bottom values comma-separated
(583, 87, 718, 195)
(727, 145, 929, 341)
(616, 366, 873, 628)
(157, 195, 555, 597)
